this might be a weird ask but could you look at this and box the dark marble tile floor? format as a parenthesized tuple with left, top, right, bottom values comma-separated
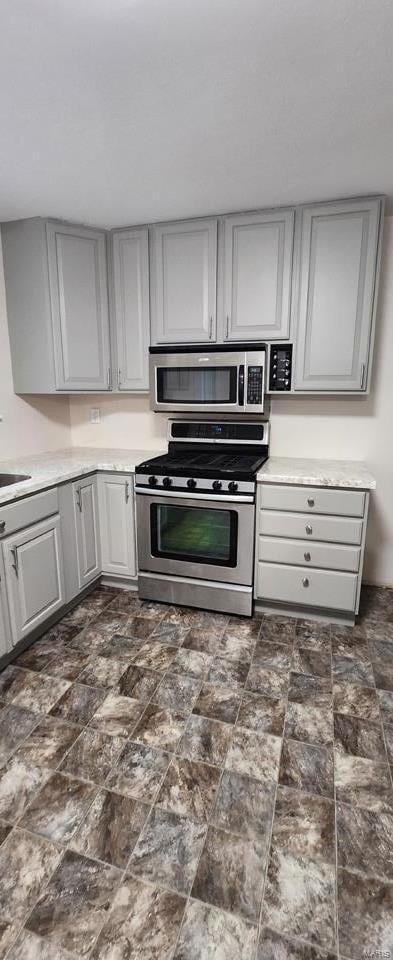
(0, 583, 392, 958)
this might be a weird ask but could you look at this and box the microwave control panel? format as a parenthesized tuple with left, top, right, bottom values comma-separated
(269, 344, 293, 391)
(246, 366, 264, 404)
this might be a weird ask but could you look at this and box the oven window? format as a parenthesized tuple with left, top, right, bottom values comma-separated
(151, 504, 238, 566)
(156, 367, 237, 404)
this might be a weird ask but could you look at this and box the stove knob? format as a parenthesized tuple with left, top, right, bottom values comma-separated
(187, 478, 197, 489)
(148, 476, 158, 487)
(162, 477, 172, 488)
(228, 481, 238, 492)
(212, 480, 222, 491)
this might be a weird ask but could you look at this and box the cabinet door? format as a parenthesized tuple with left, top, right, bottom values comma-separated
(47, 222, 111, 391)
(294, 198, 382, 391)
(150, 219, 217, 344)
(0, 575, 11, 657)
(3, 515, 65, 645)
(98, 474, 136, 578)
(112, 229, 149, 391)
(73, 477, 101, 589)
(223, 209, 294, 341)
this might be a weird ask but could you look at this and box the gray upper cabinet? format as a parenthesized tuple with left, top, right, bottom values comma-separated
(150, 218, 217, 344)
(293, 198, 383, 392)
(47, 222, 111, 391)
(73, 476, 101, 589)
(111, 228, 150, 391)
(2, 515, 65, 645)
(222, 209, 295, 341)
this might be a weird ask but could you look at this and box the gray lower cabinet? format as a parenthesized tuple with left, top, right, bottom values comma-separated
(73, 476, 101, 589)
(98, 473, 136, 578)
(222, 209, 294, 341)
(2, 515, 65, 645)
(111, 228, 150, 391)
(150, 218, 218, 344)
(293, 197, 383, 392)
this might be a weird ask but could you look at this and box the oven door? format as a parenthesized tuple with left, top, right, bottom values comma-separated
(150, 350, 245, 413)
(136, 492, 255, 586)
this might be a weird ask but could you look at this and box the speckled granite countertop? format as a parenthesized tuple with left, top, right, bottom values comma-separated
(257, 457, 376, 489)
(0, 447, 165, 505)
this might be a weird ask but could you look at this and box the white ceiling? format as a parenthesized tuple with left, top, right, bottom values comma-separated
(1, 0, 393, 227)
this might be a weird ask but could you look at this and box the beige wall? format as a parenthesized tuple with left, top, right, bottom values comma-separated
(0, 231, 71, 459)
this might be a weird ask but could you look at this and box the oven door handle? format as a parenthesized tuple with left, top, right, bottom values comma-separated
(238, 364, 245, 406)
(134, 487, 254, 504)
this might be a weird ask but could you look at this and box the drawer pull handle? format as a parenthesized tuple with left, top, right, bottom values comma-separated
(307, 498, 315, 507)
(306, 524, 313, 535)
(0, 521, 5, 535)
(304, 551, 311, 562)
(302, 577, 309, 588)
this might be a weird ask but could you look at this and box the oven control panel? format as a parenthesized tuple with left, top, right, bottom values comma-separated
(246, 366, 264, 404)
(269, 344, 293, 391)
(135, 474, 256, 496)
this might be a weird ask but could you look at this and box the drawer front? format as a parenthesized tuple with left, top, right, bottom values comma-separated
(259, 510, 363, 545)
(257, 561, 358, 612)
(260, 484, 365, 518)
(0, 489, 59, 539)
(258, 536, 361, 573)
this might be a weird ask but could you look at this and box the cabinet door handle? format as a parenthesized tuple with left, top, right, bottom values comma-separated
(306, 524, 313, 535)
(208, 317, 213, 340)
(75, 487, 82, 512)
(10, 546, 18, 576)
(107, 367, 112, 390)
(118, 368, 122, 389)
(307, 498, 315, 507)
(304, 551, 311, 562)
(0, 521, 5, 535)
(125, 481, 130, 503)
(225, 316, 229, 339)
(302, 577, 310, 588)
(361, 362, 366, 389)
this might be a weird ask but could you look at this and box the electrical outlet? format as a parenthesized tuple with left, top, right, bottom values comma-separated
(89, 408, 101, 424)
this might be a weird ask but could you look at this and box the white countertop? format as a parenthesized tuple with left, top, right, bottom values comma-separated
(0, 447, 164, 505)
(257, 456, 376, 489)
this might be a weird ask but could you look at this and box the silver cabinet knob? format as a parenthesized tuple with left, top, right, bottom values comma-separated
(307, 497, 315, 507)
(302, 577, 310, 587)
(306, 524, 313, 535)
(304, 551, 311, 562)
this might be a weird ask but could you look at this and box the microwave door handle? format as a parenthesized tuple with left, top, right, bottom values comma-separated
(238, 365, 245, 406)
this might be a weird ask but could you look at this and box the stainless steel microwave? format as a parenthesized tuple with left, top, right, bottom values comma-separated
(149, 344, 267, 414)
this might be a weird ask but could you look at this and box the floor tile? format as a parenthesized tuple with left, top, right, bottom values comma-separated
(132, 705, 187, 752)
(26, 849, 120, 957)
(192, 825, 266, 922)
(105, 590, 143, 614)
(172, 648, 213, 679)
(206, 656, 249, 688)
(0, 821, 11, 847)
(379, 689, 393, 725)
(332, 681, 380, 720)
(260, 617, 297, 646)
(0, 921, 18, 959)
(237, 692, 285, 735)
(284, 701, 333, 746)
(363, 620, 393, 645)
(0, 705, 40, 767)
(136, 600, 168, 620)
(91, 875, 185, 960)
(21, 772, 96, 842)
(7, 928, 81, 958)
(68, 624, 112, 655)
(385, 724, 393, 764)
(174, 899, 257, 960)
(330, 624, 368, 659)
(0, 828, 61, 922)
(372, 657, 393, 692)
(292, 647, 331, 678)
(0, 667, 70, 714)
(15, 623, 79, 671)
(332, 653, 374, 686)
(334, 752, 393, 812)
(89, 692, 143, 737)
(115, 664, 161, 701)
(99, 634, 144, 662)
(129, 807, 206, 895)
(279, 740, 334, 798)
(257, 926, 336, 959)
(153, 673, 201, 713)
(225, 617, 261, 641)
(49, 683, 106, 725)
(212, 768, 275, 841)
(182, 628, 222, 655)
(0, 757, 51, 821)
(163, 606, 208, 628)
(150, 621, 190, 646)
(60, 728, 126, 782)
(254, 640, 293, 671)
(126, 616, 158, 640)
(78, 655, 127, 689)
(272, 786, 335, 864)
(288, 672, 331, 705)
(89, 610, 130, 634)
(295, 620, 331, 651)
(72, 789, 149, 868)
(106, 740, 170, 801)
(334, 711, 387, 761)
(44, 650, 90, 682)
(225, 727, 281, 782)
(16, 717, 81, 768)
(336, 801, 393, 881)
(337, 866, 393, 960)
(156, 757, 220, 821)
(215, 633, 255, 663)
(179, 715, 232, 766)
(262, 848, 336, 951)
(358, 584, 393, 621)
(192, 682, 240, 724)
(192, 611, 230, 634)
(133, 640, 178, 672)
(245, 664, 289, 698)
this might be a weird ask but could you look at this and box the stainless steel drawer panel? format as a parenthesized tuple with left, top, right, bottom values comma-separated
(257, 561, 358, 612)
(0, 488, 58, 538)
(258, 535, 361, 572)
(259, 510, 363, 545)
(260, 484, 365, 518)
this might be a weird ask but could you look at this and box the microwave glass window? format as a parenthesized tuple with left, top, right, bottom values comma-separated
(151, 504, 238, 566)
(156, 366, 237, 404)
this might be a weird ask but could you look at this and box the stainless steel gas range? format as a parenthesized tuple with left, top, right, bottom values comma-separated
(135, 419, 269, 616)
